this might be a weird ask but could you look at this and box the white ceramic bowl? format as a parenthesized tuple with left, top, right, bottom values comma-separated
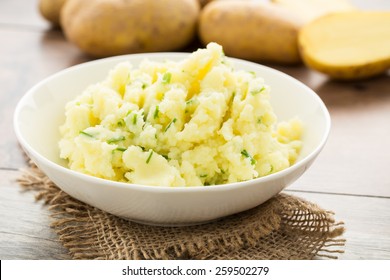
(14, 53, 330, 225)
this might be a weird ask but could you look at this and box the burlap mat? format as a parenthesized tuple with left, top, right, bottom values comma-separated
(18, 164, 345, 260)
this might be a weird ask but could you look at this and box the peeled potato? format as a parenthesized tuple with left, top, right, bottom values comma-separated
(39, 0, 67, 26)
(199, 1, 304, 64)
(61, 0, 200, 57)
(299, 12, 390, 80)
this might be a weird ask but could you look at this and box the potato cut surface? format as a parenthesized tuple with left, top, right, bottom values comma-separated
(299, 12, 390, 79)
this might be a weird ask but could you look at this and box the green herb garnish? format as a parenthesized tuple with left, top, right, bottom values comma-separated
(79, 131, 94, 138)
(132, 114, 137, 125)
(200, 174, 208, 178)
(117, 119, 125, 127)
(153, 105, 159, 119)
(164, 118, 177, 132)
(107, 136, 125, 144)
(142, 83, 147, 89)
(251, 86, 266, 95)
(162, 155, 169, 160)
(146, 151, 153, 164)
(230, 91, 236, 104)
(241, 149, 256, 165)
(115, 147, 127, 152)
(162, 72, 171, 84)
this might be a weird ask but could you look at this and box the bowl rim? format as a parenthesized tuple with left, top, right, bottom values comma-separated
(13, 52, 331, 193)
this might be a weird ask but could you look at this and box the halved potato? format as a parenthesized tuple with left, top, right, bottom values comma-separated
(299, 11, 390, 80)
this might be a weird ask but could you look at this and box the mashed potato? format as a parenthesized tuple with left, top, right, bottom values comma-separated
(59, 43, 302, 187)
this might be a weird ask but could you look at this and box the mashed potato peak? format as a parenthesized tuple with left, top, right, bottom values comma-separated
(59, 43, 302, 187)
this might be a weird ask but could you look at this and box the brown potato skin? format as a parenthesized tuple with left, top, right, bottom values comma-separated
(199, 1, 303, 64)
(61, 0, 200, 57)
(39, 0, 67, 26)
(198, 0, 214, 8)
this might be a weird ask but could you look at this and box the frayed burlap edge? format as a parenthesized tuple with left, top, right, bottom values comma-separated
(17, 164, 345, 260)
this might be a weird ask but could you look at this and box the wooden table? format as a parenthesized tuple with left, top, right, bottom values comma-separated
(1, 0, 389, 260)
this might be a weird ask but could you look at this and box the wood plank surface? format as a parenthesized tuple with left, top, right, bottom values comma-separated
(1, 168, 390, 259)
(0, 0, 48, 28)
(0, 28, 89, 169)
(287, 73, 390, 197)
(0, 0, 389, 260)
(0, 170, 70, 259)
(285, 190, 390, 260)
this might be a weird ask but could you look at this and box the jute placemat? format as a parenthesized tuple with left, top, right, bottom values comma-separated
(18, 164, 345, 260)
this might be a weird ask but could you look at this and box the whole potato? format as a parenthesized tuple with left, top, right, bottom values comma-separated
(199, 1, 304, 64)
(61, 0, 200, 57)
(39, 0, 67, 27)
(198, 0, 215, 8)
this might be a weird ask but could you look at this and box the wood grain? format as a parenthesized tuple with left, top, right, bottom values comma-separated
(0, 28, 89, 169)
(0, 170, 70, 259)
(1, 169, 390, 259)
(285, 190, 390, 260)
(287, 73, 390, 197)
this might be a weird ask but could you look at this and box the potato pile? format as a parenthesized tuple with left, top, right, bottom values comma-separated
(39, 0, 390, 80)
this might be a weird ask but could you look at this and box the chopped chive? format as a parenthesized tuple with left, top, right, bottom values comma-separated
(241, 149, 250, 158)
(220, 169, 226, 174)
(162, 155, 169, 160)
(115, 147, 127, 152)
(200, 174, 208, 178)
(146, 151, 153, 164)
(126, 110, 132, 116)
(164, 118, 177, 132)
(142, 83, 147, 89)
(270, 165, 274, 173)
(79, 131, 94, 138)
(186, 98, 194, 105)
(132, 114, 137, 125)
(117, 119, 125, 127)
(251, 86, 266, 95)
(249, 71, 256, 76)
(162, 72, 171, 84)
(241, 149, 256, 165)
(153, 105, 159, 119)
(257, 117, 262, 124)
(230, 91, 236, 104)
(107, 136, 125, 144)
